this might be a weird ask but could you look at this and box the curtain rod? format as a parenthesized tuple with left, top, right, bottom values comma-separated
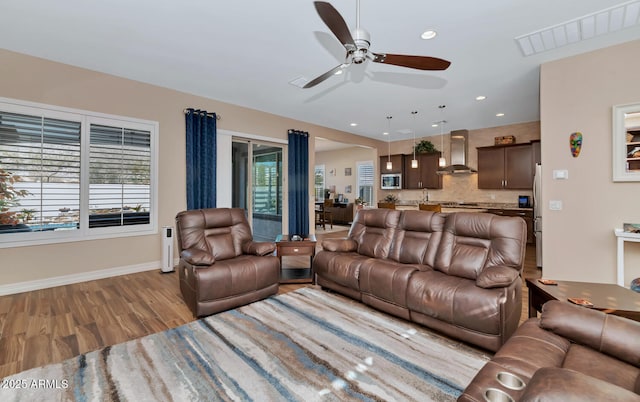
(183, 109, 221, 120)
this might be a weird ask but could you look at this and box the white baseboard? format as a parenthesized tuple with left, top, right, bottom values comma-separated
(0, 259, 178, 296)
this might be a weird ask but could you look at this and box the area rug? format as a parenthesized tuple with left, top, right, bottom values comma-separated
(2, 288, 490, 401)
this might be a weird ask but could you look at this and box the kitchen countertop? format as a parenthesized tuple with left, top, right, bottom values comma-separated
(392, 201, 533, 211)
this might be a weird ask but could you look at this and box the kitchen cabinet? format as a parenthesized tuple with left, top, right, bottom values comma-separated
(477, 143, 533, 189)
(403, 153, 443, 189)
(488, 208, 534, 244)
(379, 154, 403, 174)
(325, 203, 354, 224)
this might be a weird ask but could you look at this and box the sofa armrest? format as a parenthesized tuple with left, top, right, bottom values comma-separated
(181, 248, 215, 266)
(242, 241, 276, 256)
(476, 265, 519, 288)
(521, 367, 640, 402)
(321, 238, 358, 252)
(540, 300, 640, 368)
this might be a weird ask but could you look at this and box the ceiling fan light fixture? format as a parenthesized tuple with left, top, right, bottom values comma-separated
(421, 30, 437, 40)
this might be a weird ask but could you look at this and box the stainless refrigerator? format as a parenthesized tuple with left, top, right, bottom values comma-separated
(533, 163, 542, 269)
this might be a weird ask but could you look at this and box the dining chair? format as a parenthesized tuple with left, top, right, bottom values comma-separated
(377, 202, 396, 209)
(418, 203, 442, 213)
(322, 199, 334, 229)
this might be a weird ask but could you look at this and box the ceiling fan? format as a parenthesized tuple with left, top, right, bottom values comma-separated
(304, 0, 451, 88)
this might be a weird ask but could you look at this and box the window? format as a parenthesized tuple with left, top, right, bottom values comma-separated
(356, 161, 374, 206)
(0, 98, 157, 247)
(314, 165, 325, 202)
(89, 124, 151, 228)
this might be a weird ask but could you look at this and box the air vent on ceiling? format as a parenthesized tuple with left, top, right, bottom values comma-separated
(515, 0, 640, 56)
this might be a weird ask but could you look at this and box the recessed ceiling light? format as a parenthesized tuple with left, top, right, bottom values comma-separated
(350, 123, 358, 127)
(431, 123, 439, 127)
(476, 95, 487, 101)
(496, 113, 505, 117)
(421, 30, 437, 40)
(383, 132, 389, 136)
(334, 70, 343, 75)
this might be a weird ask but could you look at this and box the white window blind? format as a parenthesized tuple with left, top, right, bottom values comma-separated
(89, 124, 151, 228)
(357, 161, 374, 206)
(0, 111, 81, 232)
(314, 165, 325, 202)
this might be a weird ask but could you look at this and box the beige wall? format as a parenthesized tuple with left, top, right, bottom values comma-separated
(0, 49, 382, 287)
(315, 146, 377, 202)
(540, 39, 640, 285)
(379, 121, 540, 204)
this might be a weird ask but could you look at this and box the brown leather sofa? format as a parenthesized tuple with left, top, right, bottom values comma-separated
(175, 208, 280, 317)
(313, 208, 527, 352)
(459, 300, 640, 401)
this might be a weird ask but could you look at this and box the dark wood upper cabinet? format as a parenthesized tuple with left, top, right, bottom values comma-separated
(379, 154, 403, 174)
(403, 153, 442, 189)
(477, 143, 533, 190)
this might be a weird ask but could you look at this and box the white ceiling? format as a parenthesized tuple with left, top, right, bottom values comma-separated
(1, 0, 640, 142)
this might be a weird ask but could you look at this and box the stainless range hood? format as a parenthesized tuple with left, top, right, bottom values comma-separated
(437, 129, 477, 174)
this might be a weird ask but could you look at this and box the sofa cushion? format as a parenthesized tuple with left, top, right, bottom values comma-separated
(176, 208, 254, 261)
(407, 269, 508, 335)
(563, 344, 640, 392)
(313, 250, 371, 290)
(359, 258, 424, 308)
(476, 265, 520, 288)
(348, 209, 401, 259)
(434, 212, 525, 280)
(321, 238, 358, 252)
(540, 300, 640, 368)
(388, 210, 444, 267)
(520, 367, 640, 402)
(193, 254, 280, 302)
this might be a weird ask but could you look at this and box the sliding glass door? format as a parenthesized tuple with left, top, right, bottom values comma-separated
(232, 140, 283, 241)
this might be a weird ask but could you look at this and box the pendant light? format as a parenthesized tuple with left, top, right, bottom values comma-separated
(386, 116, 393, 170)
(438, 105, 447, 167)
(411, 110, 418, 169)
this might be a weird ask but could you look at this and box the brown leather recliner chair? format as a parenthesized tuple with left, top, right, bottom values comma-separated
(459, 300, 640, 401)
(175, 208, 280, 317)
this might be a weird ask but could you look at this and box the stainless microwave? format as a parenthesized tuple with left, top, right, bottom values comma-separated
(381, 173, 402, 190)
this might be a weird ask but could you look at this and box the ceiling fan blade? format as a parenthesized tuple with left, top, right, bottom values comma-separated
(314, 1, 356, 48)
(303, 64, 347, 88)
(371, 53, 451, 71)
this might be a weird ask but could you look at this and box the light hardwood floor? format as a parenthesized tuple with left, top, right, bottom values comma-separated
(0, 231, 539, 379)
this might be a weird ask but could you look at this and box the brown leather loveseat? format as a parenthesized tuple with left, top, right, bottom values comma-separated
(175, 208, 280, 317)
(459, 300, 640, 401)
(313, 208, 527, 352)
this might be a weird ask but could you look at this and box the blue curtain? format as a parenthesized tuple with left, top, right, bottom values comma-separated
(288, 130, 309, 235)
(185, 109, 217, 210)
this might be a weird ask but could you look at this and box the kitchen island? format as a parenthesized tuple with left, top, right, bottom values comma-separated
(388, 201, 534, 243)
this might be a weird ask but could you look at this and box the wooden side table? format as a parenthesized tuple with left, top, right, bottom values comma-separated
(275, 234, 317, 284)
(525, 278, 640, 322)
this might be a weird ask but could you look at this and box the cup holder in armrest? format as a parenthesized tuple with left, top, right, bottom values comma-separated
(484, 388, 514, 402)
(496, 371, 526, 391)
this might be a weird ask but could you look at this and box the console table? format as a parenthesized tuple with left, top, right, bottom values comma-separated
(614, 229, 640, 287)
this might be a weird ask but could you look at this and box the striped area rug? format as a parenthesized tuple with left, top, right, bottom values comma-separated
(2, 287, 490, 401)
